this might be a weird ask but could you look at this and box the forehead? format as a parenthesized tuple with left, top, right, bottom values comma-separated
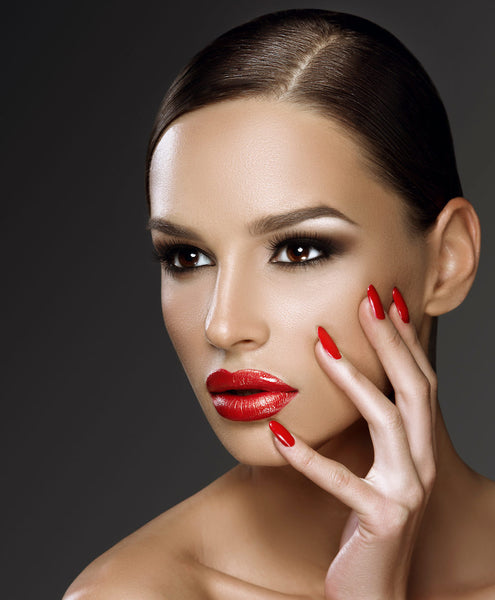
(149, 98, 405, 230)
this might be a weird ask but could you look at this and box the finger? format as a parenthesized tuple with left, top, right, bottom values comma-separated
(268, 420, 378, 516)
(314, 331, 417, 480)
(358, 286, 436, 489)
(388, 289, 438, 484)
(359, 289, 431, 413)
(388, 290, 438, 431)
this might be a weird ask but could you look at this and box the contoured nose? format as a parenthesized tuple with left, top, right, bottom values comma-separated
(204, 260, 270, 351)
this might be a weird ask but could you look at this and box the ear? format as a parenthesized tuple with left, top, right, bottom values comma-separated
(424, 197, 481, 316)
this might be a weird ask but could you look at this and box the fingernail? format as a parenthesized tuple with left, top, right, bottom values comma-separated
(317, 326, 342, 359)
(367, 284, 385, 319)
(392, 287, 410, 323)
(269, 420, 295, 447)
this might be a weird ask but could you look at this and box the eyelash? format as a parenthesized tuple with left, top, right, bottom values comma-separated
(151, 231, 341, 277)
(267, 231, 341, 269)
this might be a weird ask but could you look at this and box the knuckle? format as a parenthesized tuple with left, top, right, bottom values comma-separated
(415, 375, 431, 398)
(422, 460, 437, 492)
(409, 332, 423, 355)
(375, 326, 403, 354)
(397, 374, 431, 404)
(406, 485, 426, 509)
(328, 465, 351, 490)
(428, 373, 438, 396)
(386, 327, 403, 351)
(298, 447, 317, 471)
(380, 405, 403, 432)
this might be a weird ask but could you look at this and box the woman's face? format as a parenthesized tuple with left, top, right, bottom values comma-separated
(149, 98, 430, 466)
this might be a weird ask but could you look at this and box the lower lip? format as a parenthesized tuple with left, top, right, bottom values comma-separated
(210, 391, 298, 421)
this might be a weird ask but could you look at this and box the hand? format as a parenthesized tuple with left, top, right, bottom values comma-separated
(269, 285, 438, 600)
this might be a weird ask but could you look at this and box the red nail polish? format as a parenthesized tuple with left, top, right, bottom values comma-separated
(269, 421, 295, 447)
(392, 287, 410, 323)
(367, 284, 385, 320)
(317, 326, 342, 359)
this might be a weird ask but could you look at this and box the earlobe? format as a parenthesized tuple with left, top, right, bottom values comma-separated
(424, 197, 481, 316)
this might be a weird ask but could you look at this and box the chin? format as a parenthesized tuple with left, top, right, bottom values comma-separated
(200, 393, 366, 466)
(225, 441, 292, 467)
(205, 416, 295, 466)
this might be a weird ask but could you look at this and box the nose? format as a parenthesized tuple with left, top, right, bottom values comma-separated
(205, 261, 270, 351)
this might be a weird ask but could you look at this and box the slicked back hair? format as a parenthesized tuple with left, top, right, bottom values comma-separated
(146, 9, 462, 232)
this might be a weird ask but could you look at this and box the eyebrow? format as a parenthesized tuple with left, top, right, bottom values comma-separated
(146, 218, 204, 241)
(147, 205, 358, 239)
(248, 205, 358, 235)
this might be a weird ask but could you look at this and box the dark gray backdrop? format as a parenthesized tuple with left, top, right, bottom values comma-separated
(3, 1, 494, 598)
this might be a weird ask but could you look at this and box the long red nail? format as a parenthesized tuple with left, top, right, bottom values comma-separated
(367, 285, 385, 319)
(317, 326, 342, 359)
(392, 287, 410, 323)
(269, 421, 295, 447)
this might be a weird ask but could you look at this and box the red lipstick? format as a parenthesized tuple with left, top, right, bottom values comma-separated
(206, 369, 298, 421)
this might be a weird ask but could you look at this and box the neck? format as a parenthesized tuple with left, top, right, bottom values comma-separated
(237, 418, 374, 561)
(235, 405, 481, 587)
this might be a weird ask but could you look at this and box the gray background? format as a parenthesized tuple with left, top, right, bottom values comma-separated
(3, 1, 494, 598)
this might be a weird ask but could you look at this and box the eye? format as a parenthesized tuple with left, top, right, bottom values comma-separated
(267, 231, 344, 269)
(271, 240, 323, 263)
(170, 246, 212, 269)
(152, 242, 214, 275)
(267, 231, 345, 269)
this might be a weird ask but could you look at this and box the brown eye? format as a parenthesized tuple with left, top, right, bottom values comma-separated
(153, 243, 214, 275)
(285, 243, 312, 262)
(169, 246, 213, 270)
(175, 248, 202, 268)
(273, 241, 322, 263)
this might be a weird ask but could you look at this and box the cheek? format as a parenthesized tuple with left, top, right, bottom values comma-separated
(276, 272, 389, 389)
(161, 262, 396, 392)
(160, 278, 208, 369)
(262, 261, 375, 345)
(268, 256, 413, 408)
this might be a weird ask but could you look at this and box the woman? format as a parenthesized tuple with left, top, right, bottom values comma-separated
(63, 9, 495, 599)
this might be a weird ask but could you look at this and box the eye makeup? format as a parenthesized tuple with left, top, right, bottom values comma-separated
(151, 237, 214, 276)
(151, 229, 345, 276)
(265, 229, 344, 270)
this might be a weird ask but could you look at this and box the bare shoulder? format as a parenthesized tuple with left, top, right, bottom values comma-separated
(62, 469, 240, 600)
(62, 553, 200, 600)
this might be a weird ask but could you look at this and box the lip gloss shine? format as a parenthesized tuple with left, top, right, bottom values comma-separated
(206, 369, 298, 421)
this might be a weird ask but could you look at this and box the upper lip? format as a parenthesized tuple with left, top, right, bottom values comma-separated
(206, 369, 297, 393)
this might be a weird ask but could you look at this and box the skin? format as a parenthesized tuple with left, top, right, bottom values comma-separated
(63, 99, 495, 599)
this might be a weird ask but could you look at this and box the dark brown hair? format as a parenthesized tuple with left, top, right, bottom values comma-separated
(146, 8, 462, 231)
